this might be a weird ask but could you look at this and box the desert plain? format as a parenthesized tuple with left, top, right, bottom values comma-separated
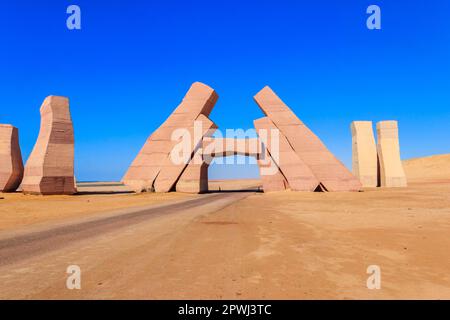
(0, 154, 449, 299)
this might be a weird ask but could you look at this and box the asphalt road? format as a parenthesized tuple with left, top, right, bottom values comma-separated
(0, 192, 251, 267)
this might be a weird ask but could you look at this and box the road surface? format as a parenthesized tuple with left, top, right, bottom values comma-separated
(0, 192, 252, 299)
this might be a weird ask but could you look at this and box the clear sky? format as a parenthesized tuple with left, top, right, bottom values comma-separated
(1, 1, 449, 181)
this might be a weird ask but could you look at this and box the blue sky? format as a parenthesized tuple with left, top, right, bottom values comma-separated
(1, 1, 449, 181)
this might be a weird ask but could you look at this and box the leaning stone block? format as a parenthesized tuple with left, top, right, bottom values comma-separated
(254, 117, 320, 191)
(256, 142, 288, 192)
(351, 121, 378, 187)
(176, 148, 209, 194)
(154, 114, 217, 193)
(21, 96, 77, 195)
(254, 86, 362, 192)
(377, 121, 407, 187)
(0, 124, 24, 192)
(122, 82, 218, 192)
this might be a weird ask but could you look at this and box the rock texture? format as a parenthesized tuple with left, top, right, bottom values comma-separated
(176, 148, 209, 193)
(21, 96, 77, 195)
(0, 125, 24, 192)
(351, 121, 378, 187)
(122, 82, 218, 192)
(254, 117, 320, 191)
(202, 137, 261, 158)
(153, 114, 217, 192)
(255, 142, 288, 192)
(259, 160, 288, 191)
(254, 86, 361, 192)
(376, 121, 407, 187)
(124, 83, 366, 194)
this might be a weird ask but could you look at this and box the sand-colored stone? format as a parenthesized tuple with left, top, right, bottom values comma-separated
(202, 137, 262, 158)
(0, 125, 24, 192)
(254, 86, 362, 192)
(122, 82, 218, 192)
(254, 117, 320, 191)
(254, 135, 288, 192)
(177, 137, 262, 194)
(257, 153, 288, 192)
(176, 148, 209, 194)
(154, 114, 217, 193)
(202, 135, 288, 193)
(351, 121, 378, 187)
(376, 120, 407, 187)
(21, 96, 76, 195)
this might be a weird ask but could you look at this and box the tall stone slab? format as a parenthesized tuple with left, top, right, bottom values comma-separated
(176, 148, 209, 194)
(122, 82, 218, 192)
(376, 121, 407, 187)
(351, 121, 378, 187)
(0, 125, 24, 192)
(22, 96, 77, 195)
(254, 86, 362, 192)
(153, 114, 217, 192)
(256, 141, 288, 192)
(254, 117, 320, 191)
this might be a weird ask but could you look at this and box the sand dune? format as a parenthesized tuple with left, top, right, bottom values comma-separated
(403, 154, 450, 182)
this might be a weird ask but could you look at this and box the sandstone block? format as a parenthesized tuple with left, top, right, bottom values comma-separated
(22, 96, 77, 195)
(351, 121, 378, 187)
(0, 125, 24, 192)
(176, 148, 209, 194)
(254, 86, 362, 192)
(202, 137, 262, 158)
(256, 144, 288, 192)
(154, 114, 217, 192)
(254, 117, 320, 191)
(122, 82, 218, 192)
(377, 121, 407, 187)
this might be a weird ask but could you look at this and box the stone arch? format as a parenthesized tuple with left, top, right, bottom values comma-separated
(122, 82, 362, 193)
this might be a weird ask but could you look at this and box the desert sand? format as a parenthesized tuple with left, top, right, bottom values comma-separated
(0, 187, 196, 232)
(0, 155, 449, 299)
(404, 153, 450, 182)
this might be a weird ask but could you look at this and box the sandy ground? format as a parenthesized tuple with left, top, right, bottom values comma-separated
(0, 154, 449, 299)
(0, 190, 196, 232)
(0, 180, 259, 232)
(404, 153, 450, 183)
(208, 179, 261, 192)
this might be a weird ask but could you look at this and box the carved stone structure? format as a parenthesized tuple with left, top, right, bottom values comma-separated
(122, 82, 218, 192)
(21, 96, 77, 195)
(351, 121, 378, 187)
(254, 117, 320, 191)
(176, 148, 209, 194)
(124, 83, 362, 193)
(376, 121, 407, 187)
(254, 86, 362, 192)
(0, 124, 24, 192)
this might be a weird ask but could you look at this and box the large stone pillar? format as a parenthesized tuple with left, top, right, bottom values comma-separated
(351, 121, 378, 187)
(22, 96, 77, 195)
(254, 86, 362, 192)
(254, 117, 320, 191)
(176, 148, 209, 194)
(376, 121, 407, 187)
(256, 145, 288, 192)
(153, 114, 217, 192)
(0, 124, 24, 192)
(122, 82, 218, 192)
